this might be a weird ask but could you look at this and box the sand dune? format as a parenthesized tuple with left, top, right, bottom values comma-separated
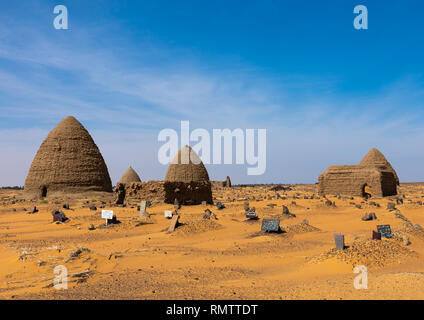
(1, 183, 424, 299)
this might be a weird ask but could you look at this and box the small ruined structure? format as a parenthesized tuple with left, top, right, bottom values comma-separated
(119, 167, 141, 184)
(164, 145, 213, 204)
(24, 116, 112, 198)
(113, 145, 213, 205)
(211, 176, 232, 188)
(318, 148, 398, 198)
(114, 181, 166, 205)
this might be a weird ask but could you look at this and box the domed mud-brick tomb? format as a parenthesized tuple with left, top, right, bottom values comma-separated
(318, 147, 398, 198)
(164, 145, 213, 204)
(360, 148, 399, 186)
(24, 116, 112, 198)
(119, 167, 141, 184)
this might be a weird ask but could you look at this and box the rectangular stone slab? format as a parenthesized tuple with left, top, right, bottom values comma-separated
(372, 230, 381, 240)
(377, 225, 393, 238)
(261, 219, 280, 232)
(139, 201, 149, 217)
(245, 209, 257, 219)
(139, 201, 146, 214)
(334, 233, 345, 250)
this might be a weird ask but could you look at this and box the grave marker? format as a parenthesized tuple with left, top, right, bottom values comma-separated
(52, 210, 67, 223)
(245, 208, 257, 220)
(244, 202, 250, 211)
(261, 219, 280, 232)
(334, 233, 345, 250)
(372, 230, 381, 240)
(139, 201, 150, 218)
(174, 198, 181, 210)
(377, 225, 393, 238)
(168, 215, 179, 233)
(101, 210, 114, 225)
(164, 210, 173, 219)
(216, 202, 224, 210)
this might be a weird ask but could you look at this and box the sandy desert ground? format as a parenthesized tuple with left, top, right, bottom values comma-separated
(1, 183, 424, 300)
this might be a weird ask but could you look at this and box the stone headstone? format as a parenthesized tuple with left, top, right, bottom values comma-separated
(52, 210, 67, 223)
(361, 212, 377, 221)
(174, 198, 180, 210)
(387, 203, 396, 211)
(246, 208, 257, 220)
(261, 219, 280, 232)
(216, 202, 224, 210)
(244, 202, 250, 211)
(372, 230, 381, 240)
(139, 201, 150, 218)
(28, 206, 38, 214)
(377, 225, 393, 238)
(168, 215, 179, 233)
(334, 233, 345, 251)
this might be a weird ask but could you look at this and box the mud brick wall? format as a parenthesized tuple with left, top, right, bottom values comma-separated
(164, 181, 213, 205)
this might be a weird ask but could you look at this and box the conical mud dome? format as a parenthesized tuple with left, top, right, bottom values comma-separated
(165, 145, 210, 182)
(119, 167, 141, 184)
(24, 116, 112, 198)
(163, 145, 212, 204)
(360, 148, 399, 185)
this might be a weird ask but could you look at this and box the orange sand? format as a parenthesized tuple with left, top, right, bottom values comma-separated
(1, 183, 424, 300)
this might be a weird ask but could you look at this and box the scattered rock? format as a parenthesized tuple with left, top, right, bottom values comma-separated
(362, 212, 377, 221)
(387, 202, 396, 211)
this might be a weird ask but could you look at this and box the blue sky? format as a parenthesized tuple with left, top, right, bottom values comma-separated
(1, 0, 424, 185)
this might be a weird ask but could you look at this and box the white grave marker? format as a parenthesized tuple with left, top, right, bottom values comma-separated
(102, 210, 114, 225)
(140, 201, 148, 217)
(164, 210, 173, 219)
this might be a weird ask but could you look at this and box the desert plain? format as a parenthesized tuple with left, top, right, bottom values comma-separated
(1, 183, 424, 300)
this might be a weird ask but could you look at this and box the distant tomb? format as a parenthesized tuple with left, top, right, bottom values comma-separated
(24, 116, 112, 198)
(119, 167, 141, 184)
(318, 148, 398, 198)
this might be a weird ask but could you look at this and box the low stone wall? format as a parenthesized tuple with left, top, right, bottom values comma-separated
(164, 181, 213, 205)
(114, 180, 213, 205)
